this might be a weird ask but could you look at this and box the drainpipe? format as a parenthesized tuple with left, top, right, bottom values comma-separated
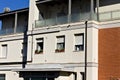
(84, 21, 88, 80)
(68, 0, 71, 23)
(14, 12, 18, 33)
(96, 0, 99, 21)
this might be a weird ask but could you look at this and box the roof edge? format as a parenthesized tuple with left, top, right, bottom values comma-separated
(0, 8, 29, 17)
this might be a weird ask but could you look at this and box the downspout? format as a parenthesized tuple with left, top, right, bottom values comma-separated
(96, 0, 99, 21)
(14, 12, 18, 33)
(68, 0, 71, 23)
(84, 21, 88, 80)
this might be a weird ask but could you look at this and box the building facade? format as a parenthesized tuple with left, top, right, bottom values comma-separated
(0, 0, 120, 80)
(0, 8, 28, 80)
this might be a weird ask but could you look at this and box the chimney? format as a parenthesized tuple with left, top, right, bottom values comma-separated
(4, 7, 11, 13)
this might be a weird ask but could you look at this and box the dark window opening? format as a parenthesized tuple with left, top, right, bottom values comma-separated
(0, 74, 5, 80)
(35, 38, 44, 54)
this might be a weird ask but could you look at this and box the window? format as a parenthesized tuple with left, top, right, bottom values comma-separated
(35, 38, 43, 54)
(74, 34, 84, 51)
(1, 45, 7, 58)
(55, 36, 65, 52)
(0, 74, 5, 80)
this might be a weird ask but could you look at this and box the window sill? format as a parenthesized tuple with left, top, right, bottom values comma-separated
(55, 51, 65, 53)
(73, 50, 84, 52)
(55, 49, 65, 53)
(35, 50, 43, 54)
(35, 51, 43, 54)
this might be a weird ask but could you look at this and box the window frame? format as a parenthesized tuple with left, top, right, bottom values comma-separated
(0, 44, 7, 58)
(35, 38, 44, 54)
(74, 33, 84, 51)
(55, 36, 65, 53)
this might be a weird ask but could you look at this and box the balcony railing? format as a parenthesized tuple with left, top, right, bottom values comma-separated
(0, 28, 14, 35)
(35, 15, 68, 28)
(0, 27, 25, 35)
(35, 10, 120, 28)
(16, 27, 26, 33)
(99, 10, 120, 21)
(35, 12, 92, 28)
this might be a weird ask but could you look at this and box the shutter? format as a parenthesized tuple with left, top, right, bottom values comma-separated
(2, 45, 7, 58)
(57, 37, 64, 43)
(75, 35, 83, 45)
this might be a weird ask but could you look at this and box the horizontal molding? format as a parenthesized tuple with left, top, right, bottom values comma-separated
(0, 65, 22, 71)
(25, 63, 98, 69)
(0, 63, 98, 71)
(27, 27, 60, 35)
(0, 33, 24, 42)
(27, 21, 99, 35)
(99, 20, 120, 29)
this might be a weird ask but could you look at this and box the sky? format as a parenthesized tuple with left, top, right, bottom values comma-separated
(0, 0, 29, 13)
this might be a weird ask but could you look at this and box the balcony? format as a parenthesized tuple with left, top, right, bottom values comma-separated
(0, 8, 28, 36)
(35, 12, 91, 28)
(35, 15, 68, 28)
(35, 0, 99, 28)
(0, 27, 25, 35)
(35, 9, 120, 28)
(99, 10, 120, 21)
(35, 0, 120, 28)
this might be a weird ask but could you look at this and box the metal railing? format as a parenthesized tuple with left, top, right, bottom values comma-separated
(35, 15, 68, 28)
(16, 27, 26, 33)
(0, 27, 25, 35)
(99, 10, 120, 21)
(35, 10, 120, 28)
(0, 28, 14, 35)
(35, 12, 91, 28)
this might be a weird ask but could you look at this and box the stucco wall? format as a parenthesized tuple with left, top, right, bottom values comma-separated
(30, 27, 98, 64)
(0, 71, 23, 80)
(0, 38, 24, 63)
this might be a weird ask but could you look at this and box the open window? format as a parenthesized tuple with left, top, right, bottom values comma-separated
(35, 38, 44, 54)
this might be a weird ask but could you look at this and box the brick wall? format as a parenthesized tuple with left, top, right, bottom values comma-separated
(99, 27, 120, 80)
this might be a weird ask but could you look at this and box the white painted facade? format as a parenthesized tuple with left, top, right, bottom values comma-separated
(0, 0, 119, 80)
(26, 0, 98, 80)
(0, 9, 28, 80)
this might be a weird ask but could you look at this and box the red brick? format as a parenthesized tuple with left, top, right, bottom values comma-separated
(99, 27, 120, 80)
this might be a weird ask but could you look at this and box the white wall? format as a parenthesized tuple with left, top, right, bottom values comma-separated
(0, 38, 23, 63)
(30, 26, 98, 64)
(28, 0, 98, 64)
(0, 71, 23, 80)
(27, 1, 99, 80)
(28, 0, 39, 30)
(32, 28, 85, 63)
(99, 3, 120, 13)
